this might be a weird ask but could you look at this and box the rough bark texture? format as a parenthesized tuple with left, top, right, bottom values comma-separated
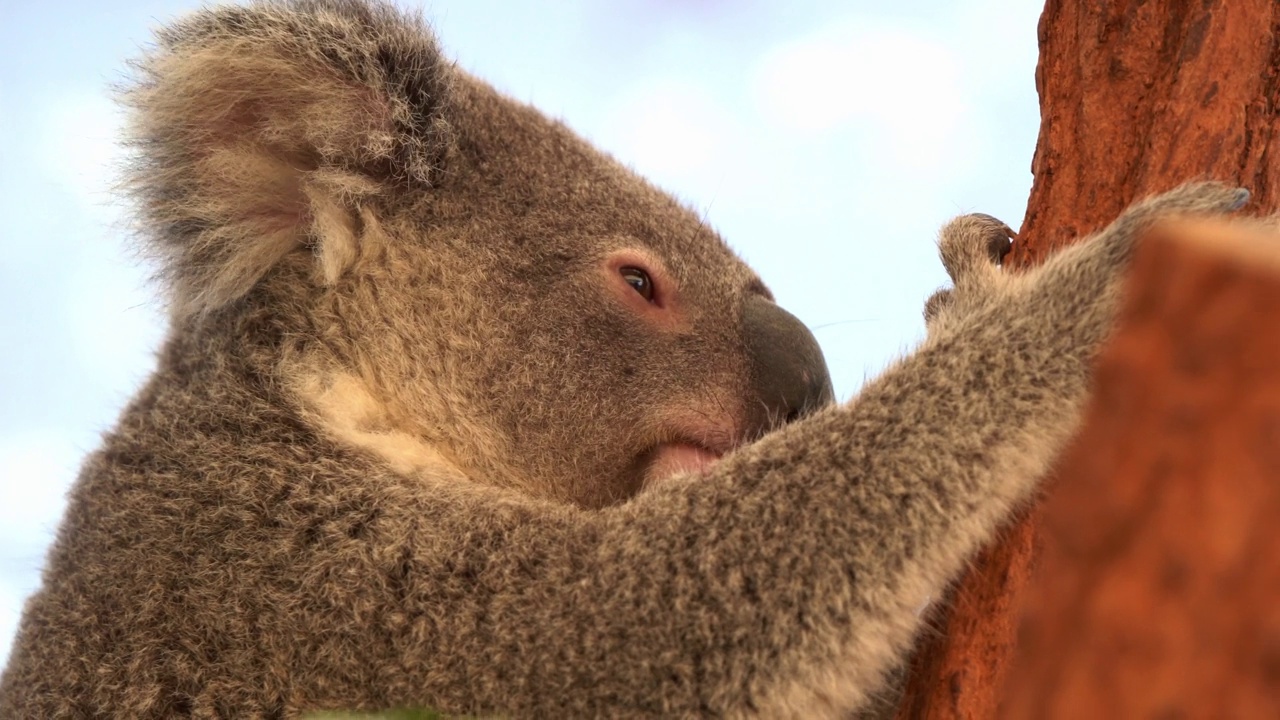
(893, 1, 1280, 717)
(1001, 221, 1280, 716)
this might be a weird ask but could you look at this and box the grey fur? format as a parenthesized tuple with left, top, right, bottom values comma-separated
(0, 0, 1250, 717)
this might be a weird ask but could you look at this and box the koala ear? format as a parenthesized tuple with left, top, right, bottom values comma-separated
(124, 0, 455, 317)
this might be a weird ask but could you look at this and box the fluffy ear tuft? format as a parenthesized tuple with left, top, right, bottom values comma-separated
(123, 0, 455, 317)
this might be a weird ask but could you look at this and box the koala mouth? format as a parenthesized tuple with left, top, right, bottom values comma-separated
(644, 442, 724, 486)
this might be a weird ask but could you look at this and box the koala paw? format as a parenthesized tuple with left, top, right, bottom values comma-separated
(1130, 181, 1251, 217)
(924, 213, 1015, 328)
(1027, 181, 1251, 361)
(1090, 182, 1252, 267)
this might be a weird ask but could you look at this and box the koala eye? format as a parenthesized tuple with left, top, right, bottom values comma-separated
(620, 266, 656, 303)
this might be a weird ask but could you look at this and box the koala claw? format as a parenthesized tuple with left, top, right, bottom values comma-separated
(1229, 187, 1252, 210)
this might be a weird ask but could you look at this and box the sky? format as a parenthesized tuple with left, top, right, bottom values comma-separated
(0, 0, 1044, 666)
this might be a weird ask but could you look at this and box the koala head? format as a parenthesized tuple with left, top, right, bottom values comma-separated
(129, 0, 832, 508)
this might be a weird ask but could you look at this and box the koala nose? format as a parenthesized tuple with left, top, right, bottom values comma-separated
(742, 295, 835, 429)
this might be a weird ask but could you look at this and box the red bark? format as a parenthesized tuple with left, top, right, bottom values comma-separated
(893, 1, 1280, 717)
(1001, 221, 1280, 717)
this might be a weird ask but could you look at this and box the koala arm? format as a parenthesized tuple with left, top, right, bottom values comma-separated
(377, 329, 1065, 718)
(307, 183, 1246, 719)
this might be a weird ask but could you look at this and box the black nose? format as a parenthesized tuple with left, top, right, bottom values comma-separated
(742, 295, 834, 430)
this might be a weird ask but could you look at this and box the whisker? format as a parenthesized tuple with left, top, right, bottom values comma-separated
(810, 319, 874, 332)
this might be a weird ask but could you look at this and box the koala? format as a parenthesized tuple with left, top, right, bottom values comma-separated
(0, 0, 1251, 717)
(922, 213, 1014, 329)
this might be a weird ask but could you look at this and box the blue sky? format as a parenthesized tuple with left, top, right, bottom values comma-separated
(0, 0, 1043, 665)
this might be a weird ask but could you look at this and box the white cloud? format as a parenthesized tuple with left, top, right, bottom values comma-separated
(947, 0, 1042, 88)
(35, 92, 130, 222)
(0, 431, 83, 666)
(29, 92, 165, 401)
(595, 78, 750, 201)
(752, 22, 968, 171)
(0, 579, 31, 670)
(0, 432, 79, 549)
(64, 244, 163, 397)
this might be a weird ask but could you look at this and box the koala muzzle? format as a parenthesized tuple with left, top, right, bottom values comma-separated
(742, 295, 835, 430)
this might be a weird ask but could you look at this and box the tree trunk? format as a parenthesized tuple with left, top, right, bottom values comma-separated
(893, 1, 1280, 717)
(1004, 219, 1280, 717)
